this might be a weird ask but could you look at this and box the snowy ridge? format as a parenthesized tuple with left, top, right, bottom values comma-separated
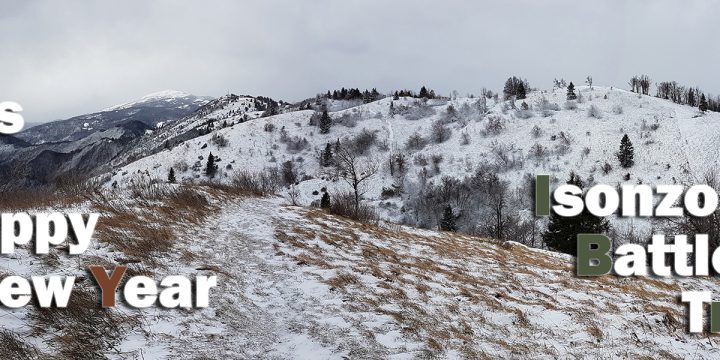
(108, 86, 720, 235)
(102, 90, 202, 112)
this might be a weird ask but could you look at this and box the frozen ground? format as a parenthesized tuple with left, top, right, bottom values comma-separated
(2, 188, 720, 359)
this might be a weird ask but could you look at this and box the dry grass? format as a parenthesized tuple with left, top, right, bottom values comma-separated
(91, 183, 215, 264)
(0, 330, 43, 360)
(269, 206, 708, 358)
(29, 288, 137, 359)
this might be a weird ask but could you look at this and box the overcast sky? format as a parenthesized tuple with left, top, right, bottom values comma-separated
(2, 0, 718, 122)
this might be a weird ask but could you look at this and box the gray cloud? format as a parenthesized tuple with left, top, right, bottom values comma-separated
(1, 0, 718, 122)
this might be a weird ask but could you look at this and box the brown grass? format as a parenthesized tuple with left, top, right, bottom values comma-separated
(0, 330, 43, 360)
(29, 288, 137, 359)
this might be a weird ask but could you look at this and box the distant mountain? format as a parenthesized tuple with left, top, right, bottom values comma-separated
(16, 90, 212, 144)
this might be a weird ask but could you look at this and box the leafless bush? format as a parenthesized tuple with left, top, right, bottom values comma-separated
(327, 191, 377, 222)
(531, 125, 543, 138)
(284, 136, 310, 153)
(264, 122, 275, 132)
(460, 132, 471, 145)
(414, 154, 428, 166)
(405, 132, 428, 150)
(612, 104, 624, 114)
(536, 97, 560, 117)
(481, 115, 505, 136)
(430, 120, 452, 143)
(211, 133, 229, 147)
(230, 169, 281, 195)
(334, 110, 361, 127)
(564, 101, 578, 110)
(431, 154, 444, 174)
(528, 143, 548, 160)
(173, 160, 189, 172)
(581, 147, 591, 158)
(396, 101, 436, 120)
(351, 128, 379, 154)
(587, 104, 603, 119)
(514, 108, 534, 119)
(491, 141, 523, 171)
(601, 162, 613, 174)
(557, 131, 574, 146)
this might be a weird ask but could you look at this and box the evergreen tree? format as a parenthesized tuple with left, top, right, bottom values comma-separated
(319, 110, 331, 134)
(542, 173, 610, 255)
(205, 152, 218, 177)
(320, 192, 331, 209)
(168, 167, 176, 183)
(700, 93, 709, 112)
(617, 134, 634, 168)
(419, 86, 429, 99)
(688, 88, 696, 107)
(322, 143, 333, 167)
(566, 82, 577, 100)
(440, 205, 457, 232)
(517, 82, 527, 100)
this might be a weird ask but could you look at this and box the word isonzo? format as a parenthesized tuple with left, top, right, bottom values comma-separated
(535, 175, 718, 217)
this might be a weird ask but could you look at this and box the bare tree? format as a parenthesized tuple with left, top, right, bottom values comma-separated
(585, 76, 593, 90)
(334, 145, 378, 215)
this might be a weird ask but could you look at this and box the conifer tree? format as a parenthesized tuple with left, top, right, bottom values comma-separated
(517, 82, 527, 100)
(566, 82, 577, 100)
(319, 109, 331, 134)
(168, 167, 176, 183)
(542, 173, 609, 255)
(205, 152, 218, 177)
(617, 134, 634, 168)
(440, 205, 457, 232)
(419, 86, 429, 99)
(700, 93, 709, 112)
(322, 143, 333, 167)
(320, 192, 331, 209)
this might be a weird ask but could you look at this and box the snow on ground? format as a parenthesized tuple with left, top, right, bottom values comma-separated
(107, 86, 720, 233)
(3, 187, 720, 359)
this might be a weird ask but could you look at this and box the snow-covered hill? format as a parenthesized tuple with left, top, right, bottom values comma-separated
(107, 86, 720, 238)
(17, 90, 212, 144)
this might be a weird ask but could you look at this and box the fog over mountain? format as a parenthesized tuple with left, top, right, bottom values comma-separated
(2, 0, 719, 122)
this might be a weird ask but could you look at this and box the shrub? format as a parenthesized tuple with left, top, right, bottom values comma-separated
(351, 128, 378, 154)
(514, 108, 534, 119)
(284, 136, 309, 153)
(430, 120, 451, 143)
(481, 115, 505, 136)
(230, 169, 280, 195)
(612, 105, 624, 114)
(531, 125, 543, 138)
(264, 123, 275, 132)
(396, 101, 436, 120)
(528, 143, 548, 160)
(563, 101, 578, 110)
(328, 191, 376, 222)
(211, 133, 229, 147)
(601, 162, 613, 174)
(405, 132, 428, 150)
(587, 104, 603, 119)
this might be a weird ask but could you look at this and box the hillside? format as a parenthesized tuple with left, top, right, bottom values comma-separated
(107, 86, 720, 240)
(1, 185, 718, 359)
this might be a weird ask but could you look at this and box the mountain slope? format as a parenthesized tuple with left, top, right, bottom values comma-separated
(107, 86, 720, 236)
(1, 188, 717, 359)
(17, 90, 212, 144)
